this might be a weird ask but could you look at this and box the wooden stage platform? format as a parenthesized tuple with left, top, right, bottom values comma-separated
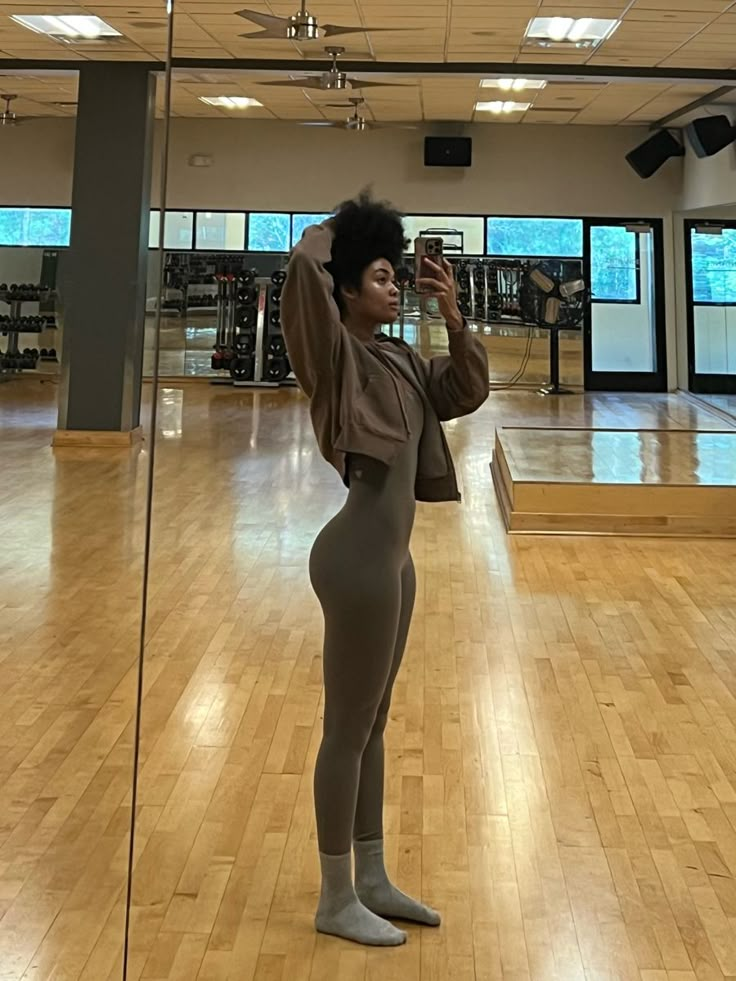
(491, 426, 736, 537)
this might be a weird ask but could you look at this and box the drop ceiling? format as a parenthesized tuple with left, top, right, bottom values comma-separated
(2, 1, 736, 125)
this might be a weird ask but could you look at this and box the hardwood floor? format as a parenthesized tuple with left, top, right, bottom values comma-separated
(2, 379, 736, 980)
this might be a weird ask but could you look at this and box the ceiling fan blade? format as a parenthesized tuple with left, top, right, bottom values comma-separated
(236, 8, 287, 29)
(323, 23, 411, 36)
(348, 78, 410, 89)
(239, 27, 290, 37)
(259, 77, 324, 88)
(299, 121, 340, 127)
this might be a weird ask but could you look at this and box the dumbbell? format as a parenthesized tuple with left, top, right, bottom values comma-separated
(270, 288, 282, 306)
(230, 355, 254, 381)
(269, 309, 281, 327)
(238, 307, 256, 330)
(234, 332, 254, 356)
(238, 286, 256, 305)
(240, 269, 256, 286)
(267, 335, 286, 357)
(271, 270, 287, 287)
(266, 357, 290, 383)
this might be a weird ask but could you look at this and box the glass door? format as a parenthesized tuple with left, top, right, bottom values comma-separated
(685, 220, 736, 395)
(583, 219, 667, 391)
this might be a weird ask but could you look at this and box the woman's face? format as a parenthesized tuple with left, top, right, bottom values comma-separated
(343, 259, 400, 325)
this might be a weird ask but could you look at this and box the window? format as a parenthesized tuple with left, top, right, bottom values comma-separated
(487, 217, 583, 258)
(590, 225, 639, 303)
(0, 207, 71, 247)
(403, 216, 485, 255)
(195, 212, 246, 251)
(248, 212, 291, 252)
(691, 228, 736, 304)
(292, 213, 332, 245)
(149, 211, 194, 250)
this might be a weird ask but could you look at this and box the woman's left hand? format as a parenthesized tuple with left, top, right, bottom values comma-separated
(416, 257, 465, 332)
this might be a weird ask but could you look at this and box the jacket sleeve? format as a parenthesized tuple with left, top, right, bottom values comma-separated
(418, 327, 489, 421)
(280, 221, 344, 398)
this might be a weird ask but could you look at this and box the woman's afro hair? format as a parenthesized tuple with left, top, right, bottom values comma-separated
(328, 190, 408, 311)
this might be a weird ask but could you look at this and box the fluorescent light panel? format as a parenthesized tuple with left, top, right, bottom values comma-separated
(200, 96, 263, 109)
(475, 101, 532, 114)
(524, 16, 619, 47)
(11, 14, 121, 37)
(481, 79, 547, 92)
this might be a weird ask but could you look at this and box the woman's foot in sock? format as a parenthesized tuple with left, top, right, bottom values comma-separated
(315, 895, 408, 946)
(353, 838, 441, 927)
(356, 881, 441, 927)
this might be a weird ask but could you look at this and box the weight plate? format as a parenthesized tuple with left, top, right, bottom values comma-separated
(240, 269, 256, 286)
(270, 288, 282, 305)
(271, 270, 287, 286)
(269, 309, 281, 327)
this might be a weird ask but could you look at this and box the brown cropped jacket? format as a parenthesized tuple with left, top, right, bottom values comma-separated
(281, 222, 489, 502)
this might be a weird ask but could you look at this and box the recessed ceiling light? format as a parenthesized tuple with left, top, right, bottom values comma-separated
(199, 96, 263, 109)
(11, 14, 121, 38)
(481, 79, 547, 92)
(475, 101, 531, 115)
(524, 16, 619, 48)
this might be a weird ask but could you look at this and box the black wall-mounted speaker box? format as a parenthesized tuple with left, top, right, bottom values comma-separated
(625, 130, 685, 179)
(686, 114, 736, 159)
(424, 136, 472, 167)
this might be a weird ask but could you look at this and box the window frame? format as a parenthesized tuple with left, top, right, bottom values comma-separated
(485, 214, 642, 305)
(688, 223, 736, 308)
(246, 210, 292, 254)
(192, 209, 247, 252)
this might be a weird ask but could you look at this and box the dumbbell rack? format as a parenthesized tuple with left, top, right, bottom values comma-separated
(211, 269, 292, 388)
(0, 288, 56, 380)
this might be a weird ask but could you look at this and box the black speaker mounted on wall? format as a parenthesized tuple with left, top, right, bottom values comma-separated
(686, 114, 736, 158)
(625, 130, 685, 179)
(424, 136, 472, 167)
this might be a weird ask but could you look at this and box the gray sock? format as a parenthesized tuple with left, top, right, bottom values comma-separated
(315, 851, 407, 946)
(354, 839, 441, 927)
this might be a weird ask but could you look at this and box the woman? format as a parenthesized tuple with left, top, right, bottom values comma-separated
(281, 193, 489, 947)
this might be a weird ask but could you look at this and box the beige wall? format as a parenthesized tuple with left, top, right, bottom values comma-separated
(2, 116, 680, 220)
(161, 118, 680, 218)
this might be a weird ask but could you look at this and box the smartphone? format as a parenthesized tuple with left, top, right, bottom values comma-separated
(414, 236, 443, 293)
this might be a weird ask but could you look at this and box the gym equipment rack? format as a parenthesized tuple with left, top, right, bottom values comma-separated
(0, 285, 57, 379)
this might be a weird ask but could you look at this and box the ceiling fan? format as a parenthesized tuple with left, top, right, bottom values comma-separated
(303, 97, 417, 131)
(237, 0, 411, 40)
(259, 46, 409, 91)
(0, 94, 28, 127)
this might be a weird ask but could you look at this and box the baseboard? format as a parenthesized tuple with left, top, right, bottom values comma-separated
(52, 426, 144, 448)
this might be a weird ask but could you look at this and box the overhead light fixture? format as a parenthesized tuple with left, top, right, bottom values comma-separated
(481, 78, 547, 92)
(524, 16, 619, 48)
(11, 14, 121, 38)
(475, 101, 531, 114)
(199, 96, 263, 109)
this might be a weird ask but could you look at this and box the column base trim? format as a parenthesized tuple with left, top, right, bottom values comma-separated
(52, 426, 144, 448)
